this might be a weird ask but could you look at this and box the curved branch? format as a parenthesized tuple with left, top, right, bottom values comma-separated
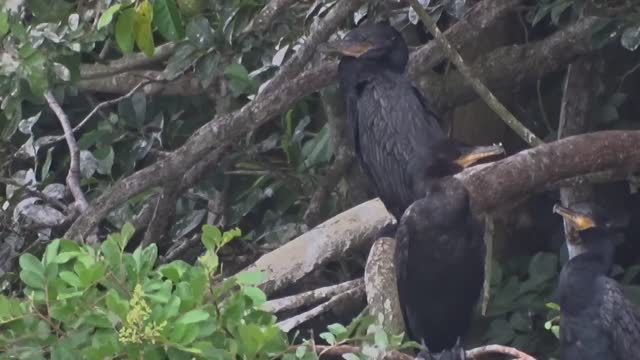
(43, 91, 89, 212)
(456, 130, 640, 212)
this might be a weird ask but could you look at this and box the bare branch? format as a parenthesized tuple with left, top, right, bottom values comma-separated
(407, 0, 523, 76)
(407, 0, 543, 147)
(41, 81, 151, 149)
(259, 0, 365, 95)
(242, 0, 297, 34)
(246, 199, 394, 296)
(80, 43, 176, 79)
(141, 180, 180, 249)
(425, 16, 604, 112)
(466, 344, 537, 360)
(276, 284, 365, 332)
(43, 91, 89, 213)
(456, 131, 640, 213)
(558, 56, 596, 228)
(264, 278, 363, 314)
(365, 237, 405, 335)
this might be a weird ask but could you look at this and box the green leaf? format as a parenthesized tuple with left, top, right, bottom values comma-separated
(135, 1, 155, 57)
(186, 16, 215, 49)
(224, 63, 256, 95)
(201, 224, 222, 251)
(120, 222, 135, 249)
(327, 323, 348, 336)
(374, 328, 388, 350)
(195, 52, 219, 88)
(98, 4, 122, 29)
(43, 239, 61, 266)
(319, 332, 336, 345)
(235, 271, 266, 286)
(177, 309, 210, 324)
(342, 354, 360, 360)
(116, 9, 137, 53)
(242, 286, 266, 306)
(0, 11, 9, 37)
(237, 324, 263, 356)
(153, 0, 184, 41)
(19, 253, 44, 274)
(164, 42, 199, 79)
(59, 271, 82, 288)
(20, 270, 46, 289)
(106, 289, 129, 320)
(22, 50, 48, 96)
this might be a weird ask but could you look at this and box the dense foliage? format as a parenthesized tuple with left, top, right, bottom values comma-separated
(2, 0, 640, 358)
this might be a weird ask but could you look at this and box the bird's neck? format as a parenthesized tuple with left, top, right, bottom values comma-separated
(559, 253, 610, 313)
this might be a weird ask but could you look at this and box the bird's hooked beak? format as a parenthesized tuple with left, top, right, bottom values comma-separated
(318, 38, 374, 58)
(454, 143, 505, 168)
(553, 204, 597, 231)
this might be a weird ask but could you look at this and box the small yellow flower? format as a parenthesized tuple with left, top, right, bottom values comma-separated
(118, 284, 165, 345)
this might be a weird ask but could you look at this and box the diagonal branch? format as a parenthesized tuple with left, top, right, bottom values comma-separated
(43, 91, 89, 212)
(407, 0, 543, 147)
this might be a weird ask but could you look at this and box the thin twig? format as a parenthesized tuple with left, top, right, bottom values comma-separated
(407, 0, 544, 147)
(43, 91, 89, 211)
(42, 81, 151, 149)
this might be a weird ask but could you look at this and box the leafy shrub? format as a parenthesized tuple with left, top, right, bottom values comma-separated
(0, 224, 404, 359)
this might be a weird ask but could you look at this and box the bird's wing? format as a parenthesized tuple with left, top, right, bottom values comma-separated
(598, 276, 640, 358)
(357, 74, 446, 212)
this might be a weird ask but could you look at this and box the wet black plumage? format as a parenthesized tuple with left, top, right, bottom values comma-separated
(395, 177, 485, 353)
(554, 203, 640, 360)
(320, 22, 496, 354)
(320, 22, 501, 220)
(320, 22, 446, 219)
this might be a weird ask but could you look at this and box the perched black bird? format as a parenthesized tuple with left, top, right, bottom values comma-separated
(395, 176, 485, 353)
(319, 21, 503, 219)
(553, 203, 640, 360)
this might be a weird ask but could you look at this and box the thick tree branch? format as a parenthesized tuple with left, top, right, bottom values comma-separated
(43, 91, 89, 213)
(457, 131, 640, 212)
(237, 131, 640, 301)
(259, 0, 365, 95)
(408, 0, 542, 146)
(407, 0, 523, 78)
(424, 16, 603, 111)
(558, 56, 596, 225)
(365, 237, 405, 335)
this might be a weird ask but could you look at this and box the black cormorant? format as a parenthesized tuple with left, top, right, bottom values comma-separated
(319, 22, 503, 219)
(396, 175, 485, 354)
(553, 203, 640, 360)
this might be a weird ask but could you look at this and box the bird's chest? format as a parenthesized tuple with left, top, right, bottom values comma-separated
(560, 315, 614, 360)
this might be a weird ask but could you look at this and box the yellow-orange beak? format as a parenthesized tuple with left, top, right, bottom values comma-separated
(318, 39, 373, 58)
(454, 144, 505, 168)
(553, 204, 597, 231)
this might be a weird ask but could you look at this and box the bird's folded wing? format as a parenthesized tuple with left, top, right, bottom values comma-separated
(599, 276, 640, 358)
